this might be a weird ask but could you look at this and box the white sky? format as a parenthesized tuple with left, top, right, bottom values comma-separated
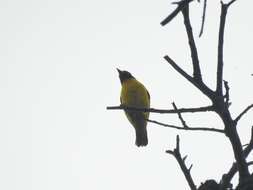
(0, 0, 253, 189)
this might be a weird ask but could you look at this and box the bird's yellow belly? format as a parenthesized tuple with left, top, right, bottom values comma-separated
(120, 79, 149, 108)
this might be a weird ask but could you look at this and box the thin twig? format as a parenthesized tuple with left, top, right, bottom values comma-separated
(160, 0, 195, 26)
(166, 135, 197, 190)
(199, 0, 207, 37)
(107, 104, 214, 114)
(227, 0, 237, 7)
(216, 2, 228, 95)
(216, 0, 238, 93)
(182, 4, 202, 80)
(172, 102, 189, 128)
(234, 104, 253, 123)
(215, 0, 237, 95)
(164, 55, 193, 82)
(247, 161, 253, 167)
(147, 119, 224, 133)
(163, 55, 215, 99)
(223, 80, 230, 107)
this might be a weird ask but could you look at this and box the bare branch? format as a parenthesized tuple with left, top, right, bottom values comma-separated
(214, 1, 250, 181)
(220, 126, 253, 189)
(188, 164, 193, 172)
(216, 2, 228, 95)
(147, 119, 225, 133)
(242, 126, 253, 156)
(216, 0, 237, 94)
(172, 102, 189, 128)
(160, 0, 195, 26)
(164, 55, 193, 82)
(166, 135, 197, 190)
(199, 0, 207, 37)
(176, 135, 180, 151)
(247, 161, 253, 167)
(166, 150, 174, 154)
(234, 104, 253, 123)
(182, 4, 202, 80)
(224, 80, 230, 107)
(227, 0, 237, 7)
(107, 104, 214, 114)
(164, 55, 215, 99)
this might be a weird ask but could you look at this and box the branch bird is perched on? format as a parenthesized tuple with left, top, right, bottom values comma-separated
(117, 68, 150, 147)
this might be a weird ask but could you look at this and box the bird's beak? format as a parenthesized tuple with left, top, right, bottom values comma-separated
(116, 68, 122, 74)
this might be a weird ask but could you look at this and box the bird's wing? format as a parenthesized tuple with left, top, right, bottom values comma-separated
(125, 111, 147, 129)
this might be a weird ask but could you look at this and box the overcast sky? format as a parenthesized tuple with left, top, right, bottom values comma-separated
(0, 0, 253, 189)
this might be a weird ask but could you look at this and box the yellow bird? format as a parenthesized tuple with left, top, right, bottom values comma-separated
(117, 68, 150, 147)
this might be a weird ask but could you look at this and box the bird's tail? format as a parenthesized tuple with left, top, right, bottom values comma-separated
(135, 127, 148, 147)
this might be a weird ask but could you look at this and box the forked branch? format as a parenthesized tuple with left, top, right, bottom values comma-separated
(166, 135, 197, 190)
(220, 126, 253, 189)
(160, 0, 195, 26)
(214, 0, 250, 182)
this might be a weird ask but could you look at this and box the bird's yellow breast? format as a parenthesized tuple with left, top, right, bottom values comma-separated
(120, 78, 150, 112)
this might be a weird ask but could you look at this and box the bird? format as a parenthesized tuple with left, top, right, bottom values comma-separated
(117, 68, 150, 147)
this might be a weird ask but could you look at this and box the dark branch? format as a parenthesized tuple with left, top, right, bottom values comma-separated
(247, 161, 253, 167)
(172, 102, 189, 128)
(216, 2, 229, 95)
(199, 0, 207, 37)
(107, 104, 214, 114)
(242, 126, 253, 156)
(166, 135, 197, 190)
(160, 0, 195, 26)
(164, 55, 193, 82)
(216, 0, 236, 95)
(147, 119, 225, 133)
(224, 80, 230, 107)
(164, 55, 215, 99)
(220, 126, 253, 189)
(182, 4, 202, 80)
(214, 1, 250, 181)
(227, 0, 237, 7)
(234, 104, 253, 124)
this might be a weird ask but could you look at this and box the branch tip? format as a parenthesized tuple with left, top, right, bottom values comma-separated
(176, 135, 180, 150)
(188, 164, 193, 172)
(166, 150, 174, 155)
(161, 0, 194, 26)
(227, 0, 237, 7)
(234, 104, 253, 123)
(168, 135, 197, 190)
(199, 0, 207, 37)
(182, 3, 202, 80)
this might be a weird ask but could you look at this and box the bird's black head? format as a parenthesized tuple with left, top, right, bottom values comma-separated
(117, 68, 135, 84)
